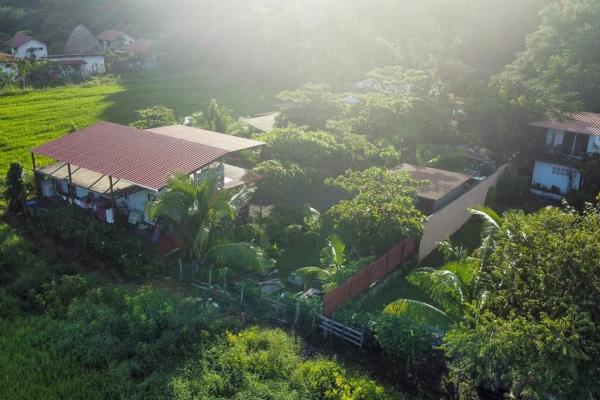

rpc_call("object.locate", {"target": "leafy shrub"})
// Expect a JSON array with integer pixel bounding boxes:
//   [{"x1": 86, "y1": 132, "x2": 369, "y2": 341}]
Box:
[
  {"x1": 170, "y1": 327, "x2": 396, "y2": 400},
  {"x1": 28, "y1": 275, "x2": 93, "y2": 317},
  {"x1": 58, "y1": 286, "x2": 221, "y2": 376},
  {"x1": 374, "y1": 315, "x2": 434, "y2": 370},
  {"x1": 325, "y1": 168, "x2": 425, "y2": 255},
  {"x1": 0, "y1": 288, "x2": 20, "y2": 319},
  {"x1": 294, "y1": 359, "x2": 392, "y2": 400},
  {"x1": 31, "y1": 206, "x2": 158, "y2": 277}
]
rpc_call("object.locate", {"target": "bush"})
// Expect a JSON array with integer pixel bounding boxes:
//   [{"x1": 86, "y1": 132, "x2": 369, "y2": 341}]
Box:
[
  {"x1": 294, "y1": 359, "x2": 392, "y2": 400},
  {"x1": 170, "y1": 327, "x2": 397, "y2": 400},
  {"x1": 28, "y1": 275, "x2": 93, "y2": 317},
  {"x1": 58, "y1": 286, "x2": 221, "y2": 376},
  {"x1": 31, "y1": 206, "x2": 158, "y2": 277},
  {"x1": 374, "y1": 314, "x2": 434, "y2": 371},
  {"x1": 0, "y1": 289, "x2": 20, "y2": 319}
]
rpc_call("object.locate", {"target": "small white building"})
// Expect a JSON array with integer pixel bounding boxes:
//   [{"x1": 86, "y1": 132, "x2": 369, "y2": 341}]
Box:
[
  {"x1": 97, "y1": 30, "x2": 135, "y2": 51},
  {"x1": 6, "y1": 33, "x2": 48, "y2": 59},
  {"x1": 529, "y1": 112, "x2": 600, "y2": 199},
  {"x1": 48, "y1": 25, "x2": 105, "y2": 78}
]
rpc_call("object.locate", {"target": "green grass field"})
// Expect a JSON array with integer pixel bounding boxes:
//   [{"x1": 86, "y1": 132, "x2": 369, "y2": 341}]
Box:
[
  {"x1": 0, "y1": 70, "x2": 276, "y2": 176},
  {"x1": 0, "y1": 318, "x2": 107, "y2": 399}
]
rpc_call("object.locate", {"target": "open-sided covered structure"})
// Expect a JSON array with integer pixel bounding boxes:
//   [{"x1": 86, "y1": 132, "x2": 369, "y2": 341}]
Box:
[{"x1": 32, "y1": 122, "x2": 264, "y2": 225}]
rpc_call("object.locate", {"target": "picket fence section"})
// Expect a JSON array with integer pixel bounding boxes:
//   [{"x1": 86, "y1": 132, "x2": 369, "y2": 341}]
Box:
[{"x1": 323, "y1": 237, "x2": 418, "y2": 316}]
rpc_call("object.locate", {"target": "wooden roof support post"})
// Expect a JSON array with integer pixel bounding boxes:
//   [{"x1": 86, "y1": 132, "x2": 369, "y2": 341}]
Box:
[
  {"x1": 67, "y1": 163, "x2": 74, "y2": 202},
  {"x1": 108, "y1": 175, "x2": 117, "y2": 233}
]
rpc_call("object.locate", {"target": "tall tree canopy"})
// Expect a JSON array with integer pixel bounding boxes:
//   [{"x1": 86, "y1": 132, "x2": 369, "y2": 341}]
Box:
[{"x1": 444, "y1": 206, "x2": 600, "y2": 399}]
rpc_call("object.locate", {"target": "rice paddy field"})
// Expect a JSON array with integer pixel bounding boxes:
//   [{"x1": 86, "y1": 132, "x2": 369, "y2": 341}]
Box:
[
  {"x1": 0, "y1": 70, "x2": 276, "y2": 176},
  {"x1": 0, "y1": 318, "x2": 107, "y2": 399}
]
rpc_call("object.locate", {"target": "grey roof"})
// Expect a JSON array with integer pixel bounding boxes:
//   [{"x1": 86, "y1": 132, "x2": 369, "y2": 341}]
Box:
[
  {"x1": 64, "y1": 25, "x2": 103, "y2": 55},
  {"x1": 391, "y1": 163, "x2": 473, "y2": 201},
  {"x1": 241, "y1": 112, "x2": 279, "y2": 133}
]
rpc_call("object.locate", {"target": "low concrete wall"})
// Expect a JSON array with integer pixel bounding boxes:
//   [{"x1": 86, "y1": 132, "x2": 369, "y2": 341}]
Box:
[{"x1": 418, "y1": 164, "x2": 509, "y2": 259}]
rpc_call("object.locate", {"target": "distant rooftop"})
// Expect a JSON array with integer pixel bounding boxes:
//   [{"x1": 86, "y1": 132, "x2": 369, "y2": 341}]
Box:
[
  {"x1": 241, "y1": 112, "x2": 279, "y2": 133},
  {"x1": 6, "y1": 33, "x2": 36, "y2": 48},
  {"x1": 530, "y1": 112, "x2": 600, "y2": 136},
  {"x1": 126, "y1": 38, "x2": 153, "y2": 54},
  {"x1": 97, "y1": 29, "x2": 127, "y2": 42},
  {"x1": 391, "y1": 163, "x2": 473, "y2": 201},
  {"x1": 0, "y1": 52, "x2": 17, "y2": 62},
  {"x1": 64, "y1": 25, "x2": 103, "y2": 55}
]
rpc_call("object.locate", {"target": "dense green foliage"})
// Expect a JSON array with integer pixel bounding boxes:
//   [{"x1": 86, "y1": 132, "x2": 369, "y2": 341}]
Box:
[
  {"x1": 253, "y1": 126, "x2": 398, "y2": 208},
  {"x1": 325, "y1": 168, "x2": 425, "y2": 255},
  {"x1": 130, "y1": 105, "x2": 177, "y2": 129},
  {"x1": 444, "y1": 206, "x2": 600, "y2": 399},
  {"x1": 148, "y1": 174, "x2": 269, "y2": 280},
  {"x1": 172, "y1": 327, "x2": 397, "y2": 400}
]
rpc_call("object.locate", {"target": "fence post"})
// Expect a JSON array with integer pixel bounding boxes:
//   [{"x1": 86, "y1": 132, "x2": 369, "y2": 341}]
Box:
[
  {"x1": 400, "y1": 240, "x2": 406, "y2": 264},
  {"x1": 385, "y1": 251, "x2": 390, "y2": 273},
  {"x1": 346, "y1": 279, "x2": 352, "y2": 301}
]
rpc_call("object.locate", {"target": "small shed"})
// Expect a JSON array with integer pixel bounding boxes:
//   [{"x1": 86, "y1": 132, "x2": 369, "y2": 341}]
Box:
[{"x1": 392, "y1": 163, "x2": 474, "y2": 215}]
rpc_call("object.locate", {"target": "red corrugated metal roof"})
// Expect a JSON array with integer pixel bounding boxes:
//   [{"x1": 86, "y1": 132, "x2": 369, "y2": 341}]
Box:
[
  {"x1": 97, "y1": 30, "x2": 126, "y2": 42},
  {"x1": 125, "y1": 38, "x2": 152, "y2": 54},
  {"x1": 7, "y1": 33, "x2": 35, "y2": 48},
  {"x1": 530, "y1": 112, "x2": 600, "y2": 136},
  {"x1": 32, "y1": 122, "x2": 229, "y2": 191},
  {"x1": 148, "y1": 125, "x2": 265, "y2": 152}
]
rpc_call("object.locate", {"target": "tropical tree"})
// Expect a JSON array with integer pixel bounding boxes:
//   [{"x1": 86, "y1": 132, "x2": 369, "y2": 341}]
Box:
[
  {"x1": 147, "y1": 172, "x2": 269, "y2": 285},
  {"x1": 3, "y1": 162, "x2": 26, "y2": 214},
  {"x1": 296, "y1": 234, "x2": 372, "y2": 291},
  {"x1": 190, "y1": 99, "x2": 235, "y2": 133},
  {"x1": 444, "y1": 205, "x2": 600, "y2": 399},
  {"x1": 130, "y1": 105, "x2": 177, "y2": 129},
  {"x1": 384, "y1": 259, "x2": 479, "y2": 329}
]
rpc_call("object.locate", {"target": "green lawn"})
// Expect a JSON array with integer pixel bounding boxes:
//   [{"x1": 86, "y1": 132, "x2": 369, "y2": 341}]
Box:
[
  {"x1": 0, "y1": 70, "x2": 276, "y2": 176},
  {"x1": 0, "y1": 318, "x2": 107, "y2": 400}
]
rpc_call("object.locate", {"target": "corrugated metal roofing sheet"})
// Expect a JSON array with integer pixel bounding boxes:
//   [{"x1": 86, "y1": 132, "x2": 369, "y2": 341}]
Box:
[
  {"x1": 530, "y1": 112, "x2": 600, "y2": 136},
  {"x1": 148, "y1": 125, "x2": 265, "y2": 152},
  {"x1": 32, "y1": 122, "x2": 229, "y2": 191}
]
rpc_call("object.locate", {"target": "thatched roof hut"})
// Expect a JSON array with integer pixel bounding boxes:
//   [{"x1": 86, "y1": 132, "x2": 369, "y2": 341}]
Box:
[{"x1": 64, "y1": 25, "x2": 103, "y2": 54}]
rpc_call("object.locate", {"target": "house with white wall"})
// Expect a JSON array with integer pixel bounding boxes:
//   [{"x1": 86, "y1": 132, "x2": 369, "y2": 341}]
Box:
[
  {"x1": 31, "y1": 122, "x2": 264, "y2": 226},
  {"x1": 529, "y1": 112, "x2": 600, "y2": 199},
  {"x1": 97, "y1": 30, "x2": 135, "y2": 51},
  {"x1": 48, "y1": 25, "x2": 105, "y2": 78},
  {"x1": 6, "y1": 33, "x2": 48, "y2": 59}
]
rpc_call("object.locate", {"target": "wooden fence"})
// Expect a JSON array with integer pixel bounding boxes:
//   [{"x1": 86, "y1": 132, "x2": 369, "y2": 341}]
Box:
[{"x1": 323, "y1": 237, "x2": 418, "y2": 316}]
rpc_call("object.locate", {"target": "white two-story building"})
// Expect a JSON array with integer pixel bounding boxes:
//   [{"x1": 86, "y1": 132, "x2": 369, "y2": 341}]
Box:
[{"x1": 529, "y1": 112, "x2": 600, "y2": 199}]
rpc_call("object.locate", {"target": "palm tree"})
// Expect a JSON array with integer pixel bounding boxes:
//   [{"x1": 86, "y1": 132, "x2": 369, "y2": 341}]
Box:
[
  {"x1": 384, "y1": 206, "x2": 505, "y2": 328},
  {"x1": 190, "y1": 99, "x2": 234, "y2": 133},
  {"x1": 148, "y1": 172, "x2": 269, "y2": 285},
  {"x1": 296, "y1": 234, "x2": 372, "y2": 291},
  {"x1": 384, "y1": 259, "x2": 478, "y2": 328}
]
